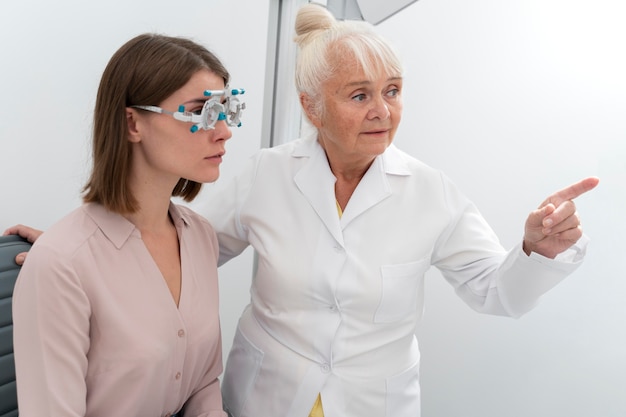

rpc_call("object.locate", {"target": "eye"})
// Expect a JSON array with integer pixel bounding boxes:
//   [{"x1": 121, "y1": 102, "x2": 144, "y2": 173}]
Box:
[
  {"x1": 352, "y1": 93, "x2": 367, "y2": 102},
  {"x1": 189, "y1": 107, "x2": 203, "y2": 116},
  {"x1": 386, "y1": 88, "x2": 400, "y2": 98}
]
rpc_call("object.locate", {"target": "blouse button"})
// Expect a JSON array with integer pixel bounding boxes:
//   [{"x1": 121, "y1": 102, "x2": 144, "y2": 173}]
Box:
[
  {"x1": 175, "y1": 372, "x2": 182, "y2": 380},
  {"x1": 178, "y1": 329, "x2": 185, "y2": 337}
]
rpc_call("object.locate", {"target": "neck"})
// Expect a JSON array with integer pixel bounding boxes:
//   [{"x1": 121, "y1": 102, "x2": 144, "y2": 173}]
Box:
[
  {"x1": 124, "y1": 175, "x2": 178, "y2": 233},
  {"x1": 321, "y1": 145, "x2": 374, "y2": 184},
  {"x1": 123, "y1": 200, "x2": 173, "y2": 234},
  {"x1": 326, "y1": 153, "x2": 374, "y2": 212}
]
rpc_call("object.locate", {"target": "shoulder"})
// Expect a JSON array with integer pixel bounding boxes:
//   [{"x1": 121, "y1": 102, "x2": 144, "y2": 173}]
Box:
[
  {"x1": 383, "y1": 145, "x2": 470, "y2": 206},
  {"x1": 257, "y1": 134, "x2": 318, "y2": 161},
  {"x1": 17, "y1": 206, "x2": 101, "y2": 288},
  {"x1": 35, "y1": 205, "x2": 99, "y2": 258},
  {"x1": 383, "y1": 144, "x2": 445, "y2": 179}
]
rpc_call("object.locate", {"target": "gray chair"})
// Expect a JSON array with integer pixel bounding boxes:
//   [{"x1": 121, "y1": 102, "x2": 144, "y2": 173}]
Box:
[{"x1": 0, "y1": 235, "x2": 31, "y2": 417}]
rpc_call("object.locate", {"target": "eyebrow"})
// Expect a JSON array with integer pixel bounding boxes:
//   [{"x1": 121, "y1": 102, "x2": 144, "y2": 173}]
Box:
[
  {"x1": 181, "y1": 98, "x2": 210, "y2": 106},
  {"x1": 180, "y1": 96, "x2": 227, "y2": 108},
  {"x1": 344, "y1": 76, "x2": 403, "y2": 88}
]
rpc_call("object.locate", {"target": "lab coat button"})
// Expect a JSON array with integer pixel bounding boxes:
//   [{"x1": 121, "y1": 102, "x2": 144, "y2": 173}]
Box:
[
  {"x1": 321, "y1": 363, "x2": 331, "y2": 373},
  {"x1": 175, "y1": 372, "x2": 182, "y2": 380}
]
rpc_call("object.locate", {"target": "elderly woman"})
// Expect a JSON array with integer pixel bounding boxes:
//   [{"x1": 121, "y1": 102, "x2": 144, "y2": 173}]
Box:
[
  {"x1": 7, "y1": 4, "x2": 598, "y2": 417},
  {"x1": 207, "y1": 4, "x2": 597, "y2": 417}
]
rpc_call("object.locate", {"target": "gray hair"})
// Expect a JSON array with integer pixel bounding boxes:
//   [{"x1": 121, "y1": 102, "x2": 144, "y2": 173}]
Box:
[{"x1": 293, "y1": 3, "x2": 404, "y2": 117}]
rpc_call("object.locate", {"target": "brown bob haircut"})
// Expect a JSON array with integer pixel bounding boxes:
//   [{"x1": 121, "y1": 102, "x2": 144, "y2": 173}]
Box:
[{"x1": 82, "y1": 33, "x2": 230, "y2": 214}]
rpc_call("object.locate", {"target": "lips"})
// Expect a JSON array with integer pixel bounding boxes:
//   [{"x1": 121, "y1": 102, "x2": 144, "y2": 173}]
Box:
[
  {"x1": 365, "y1": 124, "x2": 392, "y2": 132},
  {"x1": 206, "y1": 150, "x2": 225, "y2": 159},
  {"x1": 363, "y1": 128, "x2": 390, "y2": 134}
]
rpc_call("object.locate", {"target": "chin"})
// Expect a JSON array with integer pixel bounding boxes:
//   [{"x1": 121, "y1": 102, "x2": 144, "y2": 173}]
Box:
[
  {"x1": 191, "y1": 171, "x2": 220, "y2": 184},
  {"x1": 369, "y1": 142, "x2": 391, "y2": 155},
  {"x1": 204, "y1": 175, "x2": 220, "y2": 183}
]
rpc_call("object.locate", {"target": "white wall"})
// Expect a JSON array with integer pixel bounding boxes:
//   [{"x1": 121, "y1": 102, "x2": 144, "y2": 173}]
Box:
[
  {"x1": 0, "y1": 0, "x2": 267, "y2": 371},
  {"x1": 373, "y1": 1, "x2": 625, "y2": 416},
  {"x1": 1, "y1": 1, "x2": 625, "y2": 416}
]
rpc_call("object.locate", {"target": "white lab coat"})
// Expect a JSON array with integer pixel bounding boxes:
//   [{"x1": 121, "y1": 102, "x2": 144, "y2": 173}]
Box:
[{"x1": 203, "y1": 133, "x2": 586, "y2": 417}]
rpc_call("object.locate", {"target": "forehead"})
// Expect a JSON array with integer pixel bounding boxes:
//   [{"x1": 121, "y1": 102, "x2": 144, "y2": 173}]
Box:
[
  {"x1": 326, "y1": 54, "x2": 400, "y2": 92},
  {"x1": 328, "y1": 45, "x2": 400, "y2": 82},
  {"x1": 168, "y1": 70, "x2": 226, "y2": 102}
]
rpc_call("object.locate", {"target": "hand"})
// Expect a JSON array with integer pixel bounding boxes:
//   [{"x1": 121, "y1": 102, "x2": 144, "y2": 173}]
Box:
[
  {"x1": 3, "y1": 224, "x2": 44, "y2": 265},
  {"x1": 523, "y1": 177, "x2": 599, "y2": 259}
]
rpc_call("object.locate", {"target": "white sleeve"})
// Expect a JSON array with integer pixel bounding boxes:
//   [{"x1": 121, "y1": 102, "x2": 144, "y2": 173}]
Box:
[
  {"x1": 432, "y1": 174, "x2": 587, "y2": 318},
  {"x1": 198, "y1": 152, "x2": 261, "y2": 266}
]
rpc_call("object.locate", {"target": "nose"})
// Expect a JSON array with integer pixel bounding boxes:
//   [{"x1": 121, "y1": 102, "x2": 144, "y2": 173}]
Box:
[
  {"x1": 212, "y1": 118, "x2": 233, "y2": 142},
  {"x1": 368, "y1": 96, "x2": 390, "y2": 120}
]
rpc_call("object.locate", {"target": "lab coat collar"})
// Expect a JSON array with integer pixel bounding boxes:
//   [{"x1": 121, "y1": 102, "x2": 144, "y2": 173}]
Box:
[
  {"x1": 293, "y1": 136, "x2": 344, "y2": 246},
  {"x1": 291, "y1": 134, "x2": 413, "y2": 175},
  {"x1": 292, "y1": 135, "x2": 412, "y2": 245}
]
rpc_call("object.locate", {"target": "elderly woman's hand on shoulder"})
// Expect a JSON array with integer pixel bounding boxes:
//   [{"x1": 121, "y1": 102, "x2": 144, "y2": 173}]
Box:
[{"x1": 2, "y1": 224, "x2": 43, "y2": 265}]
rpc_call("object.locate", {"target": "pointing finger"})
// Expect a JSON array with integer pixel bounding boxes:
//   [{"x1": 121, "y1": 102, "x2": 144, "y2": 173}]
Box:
[{"x1": 542, "y1": 176, "x2": 599, "y2": 207}]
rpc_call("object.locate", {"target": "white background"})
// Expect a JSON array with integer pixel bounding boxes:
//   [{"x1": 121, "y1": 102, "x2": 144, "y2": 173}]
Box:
[{"x1": 1, "y1": 1, "x2": 624, "y2": 416}]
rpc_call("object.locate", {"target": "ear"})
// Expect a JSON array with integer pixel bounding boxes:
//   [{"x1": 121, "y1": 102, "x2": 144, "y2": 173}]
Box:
[
  {"x1": 299, "y1": 93, "x2": 322, "y2": 128},
  {"x1": 126, "y1": 108, "x2": 142, "y2": 143}
]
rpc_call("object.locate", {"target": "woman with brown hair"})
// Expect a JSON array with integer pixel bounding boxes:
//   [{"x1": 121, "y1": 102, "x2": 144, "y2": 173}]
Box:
[{"x1": 11, "y1": 33, "x2": 242, "y2": 417}]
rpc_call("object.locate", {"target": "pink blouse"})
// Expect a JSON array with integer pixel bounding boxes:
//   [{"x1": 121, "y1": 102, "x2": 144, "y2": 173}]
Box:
[{"x1": 13, "y1": 202, "x2": 226, "y2": 417}]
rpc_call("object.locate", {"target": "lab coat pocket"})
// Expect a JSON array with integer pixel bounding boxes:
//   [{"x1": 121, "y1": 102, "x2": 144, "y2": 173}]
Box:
[
  {"x1": 374, "y1": 258, "x2": 429, "y2": 323},
  {"x1": 222, "y1": 327, "x2": 264, "y2": 417}
]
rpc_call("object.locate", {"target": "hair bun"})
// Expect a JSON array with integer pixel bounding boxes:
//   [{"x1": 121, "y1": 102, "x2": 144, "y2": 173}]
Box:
[{"x1": 294, "y1": 3, "x2": 335, "y2": 47}]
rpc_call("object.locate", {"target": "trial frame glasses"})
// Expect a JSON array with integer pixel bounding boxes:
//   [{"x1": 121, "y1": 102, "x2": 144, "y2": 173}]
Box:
[{"x1": 132, "y1": 86, "x2": 245, "y2": 133}]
